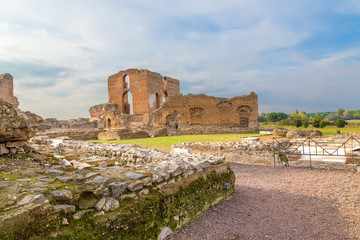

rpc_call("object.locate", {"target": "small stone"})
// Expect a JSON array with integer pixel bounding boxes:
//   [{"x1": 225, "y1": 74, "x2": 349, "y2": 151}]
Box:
[
  {"x1": 73, "y1": 209, "x2": 94, "y2": 220},
  {"x1": 98, "y1": 161, "x2": 108, "y2": 168},
  {"x1": 60, "y1": 159, "x2": 72, "y2": 167},
  {"x1": 52, "y1": 190, "x2": 73, "y2": 201},
  {"x1": 92, "y1": 176, "x2": 108, "y2": 184},
  {"x1": 158, "y1": 226, "x2": 173, "y2": 240},
  {"x1": 95, "y1": 197, "x2": 106, "y2": 211},
  {"x1": 103, "y1": 197, "x2": 119, "y2": 212},
  {"x1": 56, "y1": 176, "x2": 73, "y2": 182},
  {"x1": 95, "y1": 197, "x2": 119, "y2": 212},
  {"x1": 85, "y1": 172, "x2": 99, "y2": 179},
  {"x1": 127, "y1": 181, "x2": 144, "y2": 191},
  {"x1": 93, "y1": 210, "x2": 105, "y2": 218},
  {"x1": 109, "y1": 182, "x2": 128, "y2": 197},
  {"x1": 62, "y1": 217, "x2": 69, "y2": 225},
  {"x1": 139, "y1": 189, "x2": 149, "y2": 196},
  {"x1": 47, "y1": 169, "x2": 64, "y2": 177},
  {"x1": 94, "y1": 185, "x2": 110, "y2": 196},
  {"x1": 39, "y1": 178, "x2": 55, "y2": 184},
  {"x1": 125, "y1": 172, "x2": 146, "y2": 180},
  {"x1": 120, "y1": 193, "x2": 136, "y2": 200},
  {"x1": 54, "y1": 205, "x2": 76, "y2": 214}
]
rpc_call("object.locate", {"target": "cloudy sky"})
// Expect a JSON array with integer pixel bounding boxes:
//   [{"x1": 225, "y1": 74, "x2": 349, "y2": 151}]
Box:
[{"x1": 1, "y1": 0, "x2": 360, "y2": 119}]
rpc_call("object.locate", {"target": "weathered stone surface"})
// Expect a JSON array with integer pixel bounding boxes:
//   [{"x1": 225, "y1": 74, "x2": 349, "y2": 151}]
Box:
[
  {"x1": 272, "y1": 128, "x2": 288, "y2": 137},
  {"x1": 73, "y1": 209, "x2": 94, "y2": 220},
  {"x1": 124, "y1": 172, "x2": 146, "y2": 180},
  {"x1": 78, "y1": 192, "x2": 98, "y2": 209},
  {"x1": 95, "y1": 197, "x2": 119, "y2": 212},
  {"x1": 127, "y1": 180, "x2": 144, "y2": 191},
  {"x1": 54, "y1": 204, "x2": 76, "y2": 214},
  {"x1": 60, "y1": 159, "x2": 72, "y2": 167},
  {"x1": 47, "y1": 169, "x2": 64, "y2": 177},
  {"x1": 158, "y1": 226, "x2": 174, "y2": 240},
  {"x1": 109, "y1": 182, "x2": 128, "y2": 197},
  {"x1": 52, "y1": 190, "x2": 73, "y2": 201}
]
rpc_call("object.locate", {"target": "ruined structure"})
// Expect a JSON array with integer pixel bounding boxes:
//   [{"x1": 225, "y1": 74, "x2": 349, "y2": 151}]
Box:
[
  {"x1": 106, "y1": 69, "x2": 180, "y2": 126},
  {"x1": 89, "y1": 68, "x2": 258, "y2": 139},
  {"x1": 0, "y1": 73, "x2": 14, "y2": 104},
  {"x1": 153, "y1": 92, "x2": 258, "y2": 134},
  {"x1": 0, "y1": 73, "x2": 18, "y2": 107}
]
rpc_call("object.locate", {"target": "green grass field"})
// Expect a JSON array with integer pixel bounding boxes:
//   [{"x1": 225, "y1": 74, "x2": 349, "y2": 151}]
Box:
[
  {"x1": 260, "y1": 123, "x2": 360, "y2": 136},
  {"x1": 91, "y1": 133, "x2": 260, "y2": 152}
]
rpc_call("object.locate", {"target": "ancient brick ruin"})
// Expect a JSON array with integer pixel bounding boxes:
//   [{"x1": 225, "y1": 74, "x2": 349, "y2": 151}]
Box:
[
  {"x1": 89, "y1": 68, "x2": 259, "y2": 139},
  {"x1": 106, "y1": 69, "x2": 180, "y2": 126},
  {"x1": 153, "y1": 92, "x2": 259, "y2": 134}
]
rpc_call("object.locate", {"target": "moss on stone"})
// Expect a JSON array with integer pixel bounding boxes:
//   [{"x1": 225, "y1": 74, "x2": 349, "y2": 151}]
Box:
[{"x1": 1, "y1": 165, "x2": 235, "y2": 240}]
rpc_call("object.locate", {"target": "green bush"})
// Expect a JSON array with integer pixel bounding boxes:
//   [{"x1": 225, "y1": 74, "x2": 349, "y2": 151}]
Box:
[
  {"x1": 294, "y1": 119, "x2": 303, "y2": 127},
  {"x1": 313, "y1": 116, "x2": 321, "y2": 128},
  {"x1": 335, "y1": 119, "x2": 346, "y2": 128},
  {"x1": 319, "y1": 120, "x2": 327, "y2": 128},
  {"x1": 303, "y1": 120, "x2": 309, "y2": 128}
]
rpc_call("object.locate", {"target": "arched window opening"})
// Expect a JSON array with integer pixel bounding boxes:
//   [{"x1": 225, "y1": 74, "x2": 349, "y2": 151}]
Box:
[
  {"x1": 240, "y1": 117, "x2": 249, "y2": 128},
  {"x1": 163, "y1": 91, "x2": 168, "y2": 99},
  {"x1": 155, "y1": 93, "x2": 160, "y2": 109},
  {"x1": 123, "y1": 75, "x2": 130, "y2": 89},
  {"x1": 106, "y1": 119, "x2": 111, "y2": 129},
  {"x1": 122, "y1": 91, "x2": 133, "y2": 114}
]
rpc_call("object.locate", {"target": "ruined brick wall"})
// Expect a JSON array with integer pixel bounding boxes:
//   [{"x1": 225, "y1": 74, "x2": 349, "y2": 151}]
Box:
[
  {"x1": 153, "y1": 92, "x2": 258, "y2": 133},
  {"x1": 0, "y1": 73, "x2": 14, "y2": 105},
  {"x1": 107, "y1": 69, "x2": 180, "y2": 124}
]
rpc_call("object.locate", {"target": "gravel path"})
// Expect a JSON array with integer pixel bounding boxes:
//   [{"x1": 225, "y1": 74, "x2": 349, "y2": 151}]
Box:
[{"x1": 170, "y1": 164, "x2": 360, "y2": 240}]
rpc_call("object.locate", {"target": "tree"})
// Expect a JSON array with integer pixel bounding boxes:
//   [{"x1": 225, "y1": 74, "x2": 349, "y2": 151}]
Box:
[
  {"x1": 319, "y1": 120, "x2": 327, "y2": 128},
  {"x1": 335, "y1": 119, "x2": 346, "y2": 128},
  {"x1": 303, "y1": 120, "x2": 309, "y2": 128},
  {"x1": 277, "y1": 112, "x2": 288, "y2": 121},
  {"x1": 280, "y1": 119, "x2": 291, "y2": 125},
  {"x1": 266, "y1": 112, "x2": 278, "y2": 122},
  {"x1": 294, "y1": 119, "x2": 303, "y2": 127},
  {"x1": 313, "y1": 116, "x2": 321, "y2": 128},
  {"x1": 258, "y1": 114, "x2": 267, "y2": 122}
]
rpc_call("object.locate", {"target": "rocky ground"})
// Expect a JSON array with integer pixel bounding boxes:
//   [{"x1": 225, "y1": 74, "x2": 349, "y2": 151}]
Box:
[{"x1": 171, "y1": 163, "x2": 360, "y2": 240}]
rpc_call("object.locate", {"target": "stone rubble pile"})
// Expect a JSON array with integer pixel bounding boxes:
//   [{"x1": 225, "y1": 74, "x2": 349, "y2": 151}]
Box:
[
  {"x1": 1, "y1": 139, "x2": 226, "y2": 225},
  {"x1": 0, "y1": 98, "x2": 43, "y2": 154}
]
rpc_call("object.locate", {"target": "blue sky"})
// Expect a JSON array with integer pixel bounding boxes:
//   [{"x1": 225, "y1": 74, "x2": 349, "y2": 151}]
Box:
[{"x1": 1, "y1": 0, "x2": 360, "y2": 119}]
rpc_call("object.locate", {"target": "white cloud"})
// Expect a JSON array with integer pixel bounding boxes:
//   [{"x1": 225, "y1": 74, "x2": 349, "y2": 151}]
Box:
[{"x1": 0, "y1": 0, "x2": 359, "y2": 118}]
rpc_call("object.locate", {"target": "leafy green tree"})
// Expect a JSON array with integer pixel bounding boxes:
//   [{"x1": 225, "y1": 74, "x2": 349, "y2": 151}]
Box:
[
  {"x1": 335, "y1": 119, "x2": 346, "y2": 128},
  {"x1": 337, "y1": 108, "x2": 345, "y2": 117},
  {"x1": 266, "y1": 112, "x2": 278, "y2": 122},
  {"x1": 294, "y1": 119, "x2": 303, "y2": 127},
  {"x1": 319, "y1": 120, "x2": 327, "y2": 128},
  {"x1": 303, "y1": 120, "x2": 309, "y2": 128},
  {"x1": 277, "y1": 112, "x2": 288, "y2": 121},
  {"x1": 313, "y1": 116, "x2": 321, "y2": 128}
]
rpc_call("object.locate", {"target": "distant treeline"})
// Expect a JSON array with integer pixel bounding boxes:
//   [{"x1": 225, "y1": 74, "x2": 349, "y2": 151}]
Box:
[{"x1": 259, "y1": 109, "x2": 360, "y2": 128}]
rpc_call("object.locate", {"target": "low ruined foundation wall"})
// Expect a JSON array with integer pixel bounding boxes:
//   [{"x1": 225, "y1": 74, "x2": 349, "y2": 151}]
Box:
[
  {"x1": 1, "y1": 140, "x2": 234, "y2": 239},
  {"x1": 176, "y1": 124, "x2": 258, "y2": 135},
  {"x1": 173, "y1": 141, "x2": 279, "y2": 166}
]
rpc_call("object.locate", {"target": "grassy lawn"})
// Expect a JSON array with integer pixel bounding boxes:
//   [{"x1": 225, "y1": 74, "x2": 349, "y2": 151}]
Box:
[
  {"x1": 260, "y1": 123, "x2": 360, "y2": 136},
  {"x1": 91, "y1": 133, "x2": 261, "y2": 152}
]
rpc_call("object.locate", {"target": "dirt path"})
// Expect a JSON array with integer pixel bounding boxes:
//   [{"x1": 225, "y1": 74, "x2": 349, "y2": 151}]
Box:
[{"x1": 170, "y1": 164, "x2": 360, "y2": 240}]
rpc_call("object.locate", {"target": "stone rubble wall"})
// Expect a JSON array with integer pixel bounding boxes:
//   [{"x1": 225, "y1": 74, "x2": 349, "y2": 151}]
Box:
[
  {"x1": 0, "y1": 139, "x2": 234, "y2": 239},
  {"x1": 0, "y1": 98, "x2": 42, "y2": 154},
  {"x1": 173, "y1": 141, "x2": 280, "y2": 166}
]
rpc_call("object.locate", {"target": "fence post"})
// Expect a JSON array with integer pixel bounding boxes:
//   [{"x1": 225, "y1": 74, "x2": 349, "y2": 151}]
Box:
[
  {"x1": 273, "y1": 137, "x2": 276, "y2": 167},
  {"x1": 309, "y1": 138, "x2": 312, "y2": 167}
]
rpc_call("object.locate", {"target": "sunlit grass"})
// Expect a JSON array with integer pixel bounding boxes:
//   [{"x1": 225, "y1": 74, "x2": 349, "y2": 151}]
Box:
[{"x1": 91, "y1": 133, "x2": 261, "y2": 152}]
